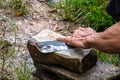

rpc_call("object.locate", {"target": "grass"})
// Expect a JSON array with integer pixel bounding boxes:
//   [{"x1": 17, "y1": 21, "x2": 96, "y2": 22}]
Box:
[
  {"x1": 0, "y1": 15, "x2": 13, "y2": 79},
  {"x1": 0, "y1": 40, "x2": 12, "y2": 80},
  {"x1": 0, "y1": 15, "x2": 32, "y2": 80},
  {"x1": 53, "y1": 0, "x2": 114, "y2": 31},
  {"x1": 96, "y1": 50, "x2": 120, "y2": 66},
  {"x1": 15, "y1": 61, "x2": 31, "y2": 80},
  {"x1": 0, "y1": 15, "x2": 17, "y2": 44},
  {"x1": 51, "y1": 0, "x2": 120, "y2": 66},
  {"x1": 53, "y1": 0, "x2": 84, "y2": 22},
  {"x1": 0, "y1": 0, "x2": 5, "y2": 8},
  {"x1": 0, "y1": 0, "x2": 28, "y2": 16},
  {"x1": 0, "y1": 0, "x2": 10, "y2": 9},
  {"x1": 10, "y1": 0, "x2": 28, "y2": 16},
  {"x1": 79, "y1": 0, "x2": 115, "y2": 31}
]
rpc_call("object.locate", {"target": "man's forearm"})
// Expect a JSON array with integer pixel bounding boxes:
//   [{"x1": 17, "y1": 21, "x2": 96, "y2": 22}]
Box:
[{"x1": 86, "y1": 22, "x2": 120, "y2": 54}]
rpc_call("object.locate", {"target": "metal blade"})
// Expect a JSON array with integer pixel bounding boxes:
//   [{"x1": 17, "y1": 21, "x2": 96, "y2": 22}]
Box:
[{"x1": 36, "y1": 40, "x2": 75, "y2": 53}]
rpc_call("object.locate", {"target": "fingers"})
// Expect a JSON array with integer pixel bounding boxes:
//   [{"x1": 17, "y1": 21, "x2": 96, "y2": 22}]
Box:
[
  {"x1": 73, "y1": 27, "x2": 96, "y2": 37},
  {"x1": 56, "y1": 36, "x2": 67, "y2": 42},
  {"x1": 78, "y1": 27, "x2": 85, "y2": 31},
  {"x1": 56, "y1": 36, "x2": 73, "y2": 46},
  {"x1": 73, "y1": 30, "x2": 82, "y2": 37},
  {"x1": 73, "y1": 30, "x2": 89, "y2": 37},
  {"x1": 57, "y1": 36, "x2": 80, "y2": 46},
  {"x1": 57, "y1": 36, "x2": 85, "y2": 48},
  {"x1": 56, "y1": 27, "x2": 95, "y2": 48}
]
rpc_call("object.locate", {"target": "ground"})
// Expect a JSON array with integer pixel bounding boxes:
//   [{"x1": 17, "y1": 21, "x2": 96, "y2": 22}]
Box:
[{"x1": 0, "y1": 0, "x2": 80, "y2": 79}]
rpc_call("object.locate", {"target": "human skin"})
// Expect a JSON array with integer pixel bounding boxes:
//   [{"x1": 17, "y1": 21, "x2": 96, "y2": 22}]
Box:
[{"x1": 57, "y1": 22, "x2": 120, "y2": 54}]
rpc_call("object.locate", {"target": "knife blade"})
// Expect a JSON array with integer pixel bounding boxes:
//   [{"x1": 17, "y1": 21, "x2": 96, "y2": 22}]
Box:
[{"x1": 36, "y1": 40, "x2": 75, "y2": 53}]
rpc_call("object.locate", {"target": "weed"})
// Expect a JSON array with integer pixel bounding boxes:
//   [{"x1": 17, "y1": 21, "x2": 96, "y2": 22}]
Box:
[
  {"x1": 52, "y1": 0, "x2": 119, "y2": 66},
  {"x1": 80, "y1": 0, "x2": 115, "y2": 31},
  {"x1": 53, "y1": 0, "x2": 114, "y2": 31},
  {"x1": 0, "y1": 15, "x2": 17, "y2": 44},
  {"x1": 0, "y1": 0, "x2": 6, "y2": 8},
  {"x1": 54, "y1": 0, "x2": 84, "y2": 22},
  {"x1": 15, "y1": 61, "x2": 31, "y2": 80},
  {"x1": 10, "y1": 0, "x2": 28, "y2": 16},
  {"x1": 0, "y1": 40, "x2": 12, "y2": 80},
  {"x1": 96, "y1": 50, "x2": 120, "y2": 66},
  {"x1": 0, "y1": 15, "x2": 32, "y2": 80},
  {"x1": 0, "y1": 15, "x2": 17, "y2": 79}
]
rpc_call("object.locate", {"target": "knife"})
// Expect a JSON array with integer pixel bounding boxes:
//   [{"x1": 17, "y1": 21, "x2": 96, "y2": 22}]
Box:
[{"x1": 36, "y1": 40, "x2": 75, "y2": 53}]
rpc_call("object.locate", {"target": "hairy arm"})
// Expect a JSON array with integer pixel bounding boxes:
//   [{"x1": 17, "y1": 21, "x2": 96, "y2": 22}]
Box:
[
  {"x1": 57, "y1": 22, "x2": 120, "y2": 54},
  {"x1": 86, "y1": 22, "x2": 120, "y2": 54}
]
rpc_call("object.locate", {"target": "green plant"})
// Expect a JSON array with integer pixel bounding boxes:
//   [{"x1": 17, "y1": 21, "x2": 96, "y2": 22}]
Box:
[
  {"x1": 15, "y1": 61, "x2": 31, "y2": 80},
  {"x1": 0, "y1": 15, "x2": 17, "y2": 44},
  {"x1": 96, "y1": 50, "x2": 120, "y2": 66},
  {"x1": 52, "y1": 0, "x2": 120, "y2": 66},
  {"x1": 0, "y1": 15, "x2": 32, "y2": 80},
  {"x1": 0, "y1": 0, "x2": 6, "y2": 8},
  {"x1": 53, "y1": 0, "x2": 114, "y2": 31},
  {"x1": 0, "y1": 40, "x2": 12, "y2": 80},
  {"x1": 80, "y1": 0, "x2": 115, "y2": 31},
  {"x1": 0, "y1": 15, "x2": 17, "y2": 79},
  {"x1": 54, "y1": 0, "x2": 84, "y2": 22},
  {"x1": 10, "y1": 0, "x2": 28, "y2": 16}
]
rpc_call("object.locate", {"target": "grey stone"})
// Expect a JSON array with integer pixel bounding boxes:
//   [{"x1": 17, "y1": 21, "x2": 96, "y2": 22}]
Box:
[{"x1": 34, "y1": 61, "x2": 120, "y2": 80}]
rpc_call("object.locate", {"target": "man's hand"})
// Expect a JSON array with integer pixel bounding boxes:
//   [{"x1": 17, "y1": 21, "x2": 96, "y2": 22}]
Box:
[
  {"x1": 57, "y1": 27, "x2": 96, "y2": 48},
  {"x1": 72, "y1": 27, "x2": 96, "y2": 37},
  {"x1": 57, "y1": 22, "x2": 120, "y2": 54}
]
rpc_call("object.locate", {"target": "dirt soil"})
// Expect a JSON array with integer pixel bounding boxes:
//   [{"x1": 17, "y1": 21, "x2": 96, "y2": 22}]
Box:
[{"x1": 0, "y1": 0, "x2": 80, "y2": 79}]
